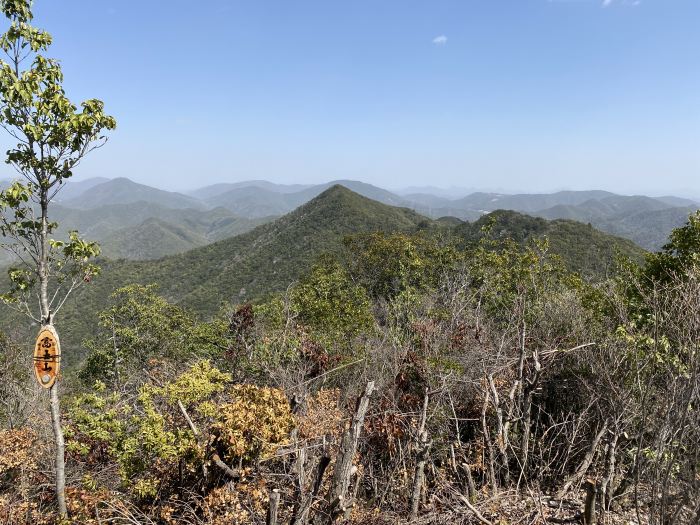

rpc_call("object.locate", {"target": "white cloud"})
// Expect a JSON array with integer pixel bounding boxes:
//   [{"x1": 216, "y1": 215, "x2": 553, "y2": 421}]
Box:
[
  {"x1": 432, "y1": 35, "x2": 448, "y2": 46},
  {"x1": 602, "y1": 0, "x2": 641, "y2": 6}
]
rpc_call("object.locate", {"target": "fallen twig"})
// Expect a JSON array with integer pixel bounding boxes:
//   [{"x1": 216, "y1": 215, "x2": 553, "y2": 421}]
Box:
[{"x1": 457, "y1": 495, "x2": 494, "y2": 525}]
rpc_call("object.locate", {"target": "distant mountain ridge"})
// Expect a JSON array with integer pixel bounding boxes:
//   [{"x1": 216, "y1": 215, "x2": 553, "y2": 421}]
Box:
[
  {"x1": 187, "y1": 181, "x2": 697, "y2": 251},
  {"x1": 187, "y1": 180, "x2": 313, "y2": 200},
  {"x1": 533, "y1": 195, "x2": 697, "y2": 250},
  {"x1": 62, "y1": 177, "x2": 204, "y2": 210},
  {"x1": 199, "y1": 179, "x2": 409, "y2": 218},
  {"x1": 1, "y1": 175, "x2": 697, "y2": 258},
  {"x1": 0, "y1": 178, "x2": 274, "y2": 262}
]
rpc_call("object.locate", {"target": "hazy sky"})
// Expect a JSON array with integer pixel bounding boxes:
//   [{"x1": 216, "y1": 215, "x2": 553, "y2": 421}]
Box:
[{"x1": 1, "y1": 0, "x2": 698, "y2": 195}]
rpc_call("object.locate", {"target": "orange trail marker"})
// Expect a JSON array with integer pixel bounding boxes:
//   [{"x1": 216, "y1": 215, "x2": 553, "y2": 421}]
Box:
[{"x1": 33, "y1": 325, "x2": 60, "y2": 389}]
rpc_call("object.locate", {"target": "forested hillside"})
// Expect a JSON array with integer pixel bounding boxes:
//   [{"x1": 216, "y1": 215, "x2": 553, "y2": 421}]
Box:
[
  {"x1": 12, "y1": 185, "x2": 643, "y2": 365},
  {"x1": 47, "y1": 186, "x2": 435, "y2": 357},
  {"x1": 453, "y1": 210, "x2": 645, "y2": 278},
  {"x1": 0, "y1": 183, "x2": 274, "y2": 262},
  {"x1": 52, "y1": 203, "x2": 268, "y2": 260}
]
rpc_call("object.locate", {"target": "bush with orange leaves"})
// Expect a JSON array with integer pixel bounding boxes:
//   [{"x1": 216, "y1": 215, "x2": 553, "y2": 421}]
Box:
[
  {"x1": 0, "y1": 428, "x2": 58, "y2": 525},
  {"x1": 0, "y1": 498, "x2": 54, "y2": 525},
  {"x1": 198, "y1": 481, "x2": 268, "y2": 525},
  {"x1": 295, "y1": 388, "x2": 343, "y2": 440},
  {"x1": 0, "y1": 427, "x2": 37, "y2": 480}
]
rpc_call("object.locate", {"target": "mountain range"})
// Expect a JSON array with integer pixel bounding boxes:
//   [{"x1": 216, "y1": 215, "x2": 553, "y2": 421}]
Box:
[{"x1": 0, "y1": 176, "x2": 697, "y2": 263}]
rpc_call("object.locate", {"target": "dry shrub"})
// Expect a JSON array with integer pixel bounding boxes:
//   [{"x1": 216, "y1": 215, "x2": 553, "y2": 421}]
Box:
[
  {"x1": 65, "y1": 486, "x2": 124, "y2": 525},
  {"x1": 197, "y1": 481, "x2": 268, "y2": 525},
  {"x1": 0, "y1": 427, "x2": 52, "y2": 525},
  {"x1": 365, "y1": 398, "x2": 407, "y2": 459},
  {"x1": 0, "y1": 427, "x2": 37, "y2": 478},
  {"x1": 0, "y1": 497, "x2": 54, "y2": 525},
  {"x1": 295, "y1": 388, "x2": 343, "y2": 440}
]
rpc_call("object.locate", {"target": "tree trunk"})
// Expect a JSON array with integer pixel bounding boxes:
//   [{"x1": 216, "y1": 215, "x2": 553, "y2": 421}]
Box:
[
  {"x1": 410, "y1": 390, "x2": 431, "y2": 520},
  {"x1": 315, "y1": 381, "x2": 374, "y2": 524},
  {"x1": 519, "y1": 393, "x2": 532, "y2": 482},
  {"x1": 50, "y1": 383, "x2": 66, "y2": 517},
  {"x1": 481, "y1": 391, "x2": 499, "y2": 493},
  {"x1": 519, "y1": 349, "x2": 541, "y2": 486},
  {"x1": 600, "y1": 431, "x2": 619, "y2": 513},
  {"x1": 295, "y1": 454, "x2": 330, "y2": 525},
  {"x1": 410, "y1": 430, "x2": 430, "y2": 519},
  {"x1": 39, "y1": 196, "x2": 50, "y2": 324},
  {"x1": 584, "y1": 479, "x2": 598, "y2": 525},
  {"x1": 461, "y1": 463, "x2": 478, "y2": 502},
  {"x1": 267, "y1": 490, "x2": 280, "y2": 525},
  {"x1": 39, "y1": 191, "x2": 67, "y2": 518},
  {"x1": 487, "y1": 374, "x2": 510, "y2": 486}
]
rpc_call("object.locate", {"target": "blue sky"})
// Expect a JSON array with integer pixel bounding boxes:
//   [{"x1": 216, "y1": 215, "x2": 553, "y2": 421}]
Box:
[{"x1": 2, "y1": 0, "x2": 699, "y2": 195}]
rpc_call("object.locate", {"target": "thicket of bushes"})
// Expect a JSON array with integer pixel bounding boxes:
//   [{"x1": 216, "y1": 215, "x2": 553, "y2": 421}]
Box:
[{"x1": 1, "y1": 213, "x2": 699, "y2": 524}]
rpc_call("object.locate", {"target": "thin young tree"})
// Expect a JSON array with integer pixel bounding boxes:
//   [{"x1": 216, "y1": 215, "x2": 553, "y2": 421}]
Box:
[{"x1": 0, "y1": 0, "x2": 115, "y2": 517}]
